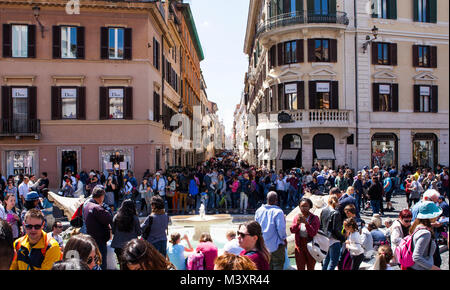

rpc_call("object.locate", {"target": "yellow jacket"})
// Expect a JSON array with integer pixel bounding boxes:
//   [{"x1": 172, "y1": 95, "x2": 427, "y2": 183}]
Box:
[{"x1": 10, "y1": 231, "x2": 61, "y2": 270}]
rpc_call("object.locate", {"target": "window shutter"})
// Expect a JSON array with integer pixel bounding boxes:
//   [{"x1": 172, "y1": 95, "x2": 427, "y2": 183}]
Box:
[
  {"x1": 371, "y1": 0, "x2": 379, "y2": 18},
  {"x1": 283, "y1": 0, "x2": 290, "y2": 14},
  {"x1": 51, "y1": 87, "x2": 61, "y2": 120},
  {"x1": 278, "y1": 84, "x2": 284, "y2": 110},
  {"x1": 389, "y1": 43, "x2": 397, "y2": 66},
  {"x1": 431, "y1": 85, "x2": 438, "y2": 113},
  {"x1": 389, "y1": 0, "x2": 397, "y2": 19},
  {"x1": 271, "y1": 86, "x2": 276, "y2": 111},
  {"x1": 413, "y1": 85, "x2": 420, "y2": 112},
  {"x1": 2, "y1": 24, "x2": 12, "y2": 57},
  {"x1": 76, "y1": 87, "x2": 86, "y2": 120},
  {"x1": 1, "y1": 86, "x2": 12, "y2": 119},
  {"x1": 329, "y1": 0, "x2": 336, "y2": 14},
  {"x1": 430, "y1": 46, "x2": 437, "y2": 68},
  {"x1": 329, "y1": 39, "x2": 337, "y2": 62},
  {"x1": 391, "y1": 83, "x2": 398, "y2": 112},
  {"x1": 412, "y1": 45, "x2": 419, "y2": 67},
  {"x1": 429, "y1": 0, "x2": 437, "y2": 23},
  {"x1": 124, "y1": 87, "x2": 133, "y2": 119},
  {"x1": 28, "y1": 86, "x2": 37, "y2": 120},
  {"x1": 331, "y1": 81, "x2": 339, "y2": 109},
  {"x1": 124, "y1": 28, "x2": 132, "y2": 60},
  {"x1": 296, "y1": 39, "x2": 304, "y2": 63},
  {"x1": 413, "y1": 0, "x2": 419, "y2": 22},
  {"x1": 307, "y1": 39, "x2": 315, "y2": 62},
  {"x1": 77, "y1": 26, "x2": 85, "y2": 59},
  {"x1": 99, "y1": 87, "x2": 108, "y2": 120},
  {"x1": 269, "y1": 46, "x2": 275, "y2": 67},
  {"x1": 371, "y1": 42, "x2": 379, "y2": 64},
  {"x1": 309, "y1": 81, "x2": 316, "y2": 109},
  {"x1": 307, "y1": 0, "x2": 314, "y2": 11},
  {"x1": 277, "y1": 43, "x2": 283, "y2": 66},
  {"x1": 297, "y1": 81, "x2": 305, "y2": 109},
  {"x1": 27, "y1": 25, "x2": 36, "y2": 58},
  {"x1": 100, "y1": 27, "x2": 108, "y2": 59},
  {"x1": 52, "y1": 26, "x2": 61, "y2": 59},
  {"x1": 372, "y1": 83, "x2": 380, "y2": 112}
]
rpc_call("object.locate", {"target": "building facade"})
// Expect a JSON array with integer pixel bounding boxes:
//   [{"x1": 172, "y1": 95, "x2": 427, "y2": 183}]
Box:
[
  {"x1": 0, "y1": 0, "x2": 208, "y2": 188},
  {"x1": 242, "y1": 0, "x2": 448, "y2": 171}
]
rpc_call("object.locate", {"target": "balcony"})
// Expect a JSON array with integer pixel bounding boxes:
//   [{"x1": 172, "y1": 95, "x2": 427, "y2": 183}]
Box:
[
  {"x1": 257, "y1": 109, "x2": 353, "y2": 129},
  {"x1": 256, "y1": 11, "x2": 349, "y2": 40},
  {"x1": 0, "y1": 119, "x2": 41, "y2": 138}
]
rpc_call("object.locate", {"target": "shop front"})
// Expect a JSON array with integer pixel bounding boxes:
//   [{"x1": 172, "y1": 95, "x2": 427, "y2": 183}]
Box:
[
  {"x1": 371, "y1": 133, "x2": 398, "y2": 169},
  {"x1": 413, "y1": 133, "x2": 438, "y2": 169}
]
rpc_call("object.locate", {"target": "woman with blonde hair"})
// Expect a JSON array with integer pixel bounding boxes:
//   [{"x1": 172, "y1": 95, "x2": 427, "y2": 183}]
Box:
[{"x1": 214, "y1": 253, "x2": 257, "y2": 270}]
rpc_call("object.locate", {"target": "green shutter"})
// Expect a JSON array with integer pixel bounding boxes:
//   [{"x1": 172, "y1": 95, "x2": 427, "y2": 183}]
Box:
[
  {"x1": 329, "y1": 0, "x2": 336, "y2": 14},
  {"x1": 277, "y1": 0, "x2": 283, "y2": 15},
  {"x1": 307, "y1": 0, "x2": 314, "y2": 12},
  {"x1": 296, "y1": 0, "x2": 303, "y2": 12},
  {"x1": 389, "y1": 0, "x2": 397, "y2": 19},
  {"x1": 429, "y1": 0, "x2": 437, "y2": 23},
  {"x1": 413, "y1": 0, "x2": 419, "y2": 22}
]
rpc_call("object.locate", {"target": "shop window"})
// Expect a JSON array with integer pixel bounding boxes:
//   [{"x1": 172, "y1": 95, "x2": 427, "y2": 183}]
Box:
[
  {"x1": 371, "y1": 133, "x2": 397, "y2": 169},
  {"x1": 413, "y1": 133, "x2": 437, "y2": 169}
]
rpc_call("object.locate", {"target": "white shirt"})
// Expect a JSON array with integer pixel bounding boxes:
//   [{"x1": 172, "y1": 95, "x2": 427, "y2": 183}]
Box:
[
  {"x1": 276, "y1": 179, "x2": 286, "y2": 191},
  {"x1": 18, "y1": 182, "x2": 29, "y2": 198},
  {"x1": 346, "y1": 231, "x2": 365, "y2": 256},
  {"x1": 223, "y1": 238, "x2": 244, "y2": 255},
  {"x1": 48, "y1": 232, "x2": 64, "y2": 248}
]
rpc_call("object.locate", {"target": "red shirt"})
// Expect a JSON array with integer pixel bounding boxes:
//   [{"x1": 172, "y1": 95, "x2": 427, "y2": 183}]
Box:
[
  {"x1": 289, "y1": 213, "x2": 320, "y2": 248},
  {"x1": 240, "y1": 249, "x2": 270, "y2": 270},
  {"x1": 196, "y1": 241, "x2": 218, "y2": 270}
]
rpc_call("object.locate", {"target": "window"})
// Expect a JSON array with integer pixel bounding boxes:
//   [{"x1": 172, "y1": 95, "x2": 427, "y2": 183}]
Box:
[
  {"x1": 153, "y1": 37, "x2": 160, "y2": 69},
  {"x1": 418, "y1": 46, "x2": 430, "y2": 67},
  {"x1": 377, "y1": 43, "x2": 389, "y2": 65},
  {"x1": 371, "y1": 133, "x2": 397, "y2": 168},
  {"x1": 109, "y1": 28, "x2": 124, "y2": 60},
  {"x1": 372, "y1": 83, "x2": 399, "y2": 112},
  {"x1": 314, "y1": 39, "x2": 329, "y2": 62},
  {"x1": 414, "y1": 0, "x2": 437, "y2": 23},
  {"x1": 61, "y1": 88, "x2": 77, "y2": 119},
  {"x1": 372, "y1": 0, "x2": 397, "y2": 19},
  {"x1": 414, "y1": 85, "x2": 437, "y2": 113},
  {"x1": 61, "y1": 26, "x2": 77, "y2": 59},
  {"x1": 284, "y1": 41, "x2": 297, "y2": 64},
  {"x1": 315, "y1": 82, "x2": 330, "y2": 109},
  {"x1": 418, "y1": 0, "x2": 428, "y2": 22},
  {"x1": 12, "y1": 25, "x2": 28, "y2": 57},
  {"x1": 108, "y1": 88, "x2": 124, "y2": 119},
  {"x1": 378, "y1": 85, "x2": 391, "y2": 112},
  {"x1": 284, "y1": 83, "x2": 298, "y2": 110},
  {"x1": 314, "y1": 0, "x2": 329, "y2": 15},
  {"x1": 372, "y1": 42, "x2": 397, "y2": 66},
  {"x1": 309, "y1": 81, "x2": 338, "y2": 110},
  {"x1": 413, "y1": 45, "x2": 437, "y2": 68}
]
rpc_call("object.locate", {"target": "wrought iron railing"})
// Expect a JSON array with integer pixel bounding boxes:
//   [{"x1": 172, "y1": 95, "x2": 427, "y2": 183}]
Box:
[
  {"x1": 0, "y1": 119, "x2": 41, "y2": 136},
  {"x1": 256, "y1": 11, "x2": 349, "y2": 38}
]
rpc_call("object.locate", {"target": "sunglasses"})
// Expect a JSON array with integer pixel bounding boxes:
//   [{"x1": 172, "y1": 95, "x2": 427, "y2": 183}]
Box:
[
  {"x1": 237, "y1": 231, "x2": 251, "y2": 238},
  {"x1": 87, "y1": 255, "x2": 99, "y2": 264},
  {"x1": 403, "y1": 219, "x2": 412, "y2": 223},
  {"x1": 25, "y1": 223, "x2": 43, "y2": 230}
]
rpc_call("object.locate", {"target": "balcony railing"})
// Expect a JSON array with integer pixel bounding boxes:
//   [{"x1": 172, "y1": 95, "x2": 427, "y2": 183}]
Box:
[
  {"x1": 0, "y1": 119, "x2": 41, "y2": 136},
  {"x1": 257, "y1": 109, "x2": 352, "y2": 127},
  {"x1": 256, "y1": 10, "x2": 349, "y2": 38}
]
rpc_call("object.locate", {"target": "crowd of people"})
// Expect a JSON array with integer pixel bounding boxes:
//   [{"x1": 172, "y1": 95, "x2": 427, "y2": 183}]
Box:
[{"x1": 0, "y1": 151, "x2": 448, "y2": 271}]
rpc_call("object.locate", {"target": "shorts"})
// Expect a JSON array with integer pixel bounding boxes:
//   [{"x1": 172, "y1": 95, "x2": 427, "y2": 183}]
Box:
[{"x1": 385, "y1": 190, "x2": 393, "y2": 202}]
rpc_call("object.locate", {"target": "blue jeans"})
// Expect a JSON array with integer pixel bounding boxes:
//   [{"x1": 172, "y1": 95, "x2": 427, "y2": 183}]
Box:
[
  {"x1": 287, "y1": 188, "x2": 297, "y2": 208},
  {"x1": 322, "y1": 242, "x2": 342, "y2": 270},
  {"x1": 370, "y1": 199, "x2": 381, "y2": 214},
  {"x1": 97, "y1": 242, "x2": 108, "y2": 270},
  {"x1": 151, "y1": 240, "x2": 167, "y2": 257}
]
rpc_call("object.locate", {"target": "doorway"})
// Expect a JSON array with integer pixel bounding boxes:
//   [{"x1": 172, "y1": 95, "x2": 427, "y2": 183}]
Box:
[{"x1": 61, "y1": 151, "x2": 77, "y2": 178}]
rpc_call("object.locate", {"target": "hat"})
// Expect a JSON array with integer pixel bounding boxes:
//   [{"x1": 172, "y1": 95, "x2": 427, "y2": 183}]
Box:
[
  {"x1": 417, "y1": 201, "x2": 443, "y2": 219},
  {"x1": 25, "y1": 191, "x2": 40, "y2": 201},
  {"x1": 89, "y1": 172, "x2": 96, "y2": 177}
]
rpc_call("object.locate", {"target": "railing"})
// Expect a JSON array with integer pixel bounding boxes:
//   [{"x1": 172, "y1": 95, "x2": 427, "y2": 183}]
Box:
[
  {"x1": 257, "y1": 110, "x2": 351, "y2": 126},
  {"x1": 256, "y1": 10, "x2": 349, "y2": 38},
  {"x1": 0, "y1": 119, "x2": 41, "y2": 136}
]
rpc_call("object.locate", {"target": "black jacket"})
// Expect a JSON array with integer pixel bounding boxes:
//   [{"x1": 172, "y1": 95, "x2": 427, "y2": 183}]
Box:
[{"x1": 319, "y1": 206, "x2": 345, "y2": 243}]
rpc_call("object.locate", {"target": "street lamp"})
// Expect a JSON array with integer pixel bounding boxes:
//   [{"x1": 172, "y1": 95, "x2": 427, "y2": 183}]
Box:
[
  {"x1": 32, "y1": 6, "x2": 45, "y2": 38},
  {"x1": 362, "y1": 25, "x2": 379, "y2": 53}
]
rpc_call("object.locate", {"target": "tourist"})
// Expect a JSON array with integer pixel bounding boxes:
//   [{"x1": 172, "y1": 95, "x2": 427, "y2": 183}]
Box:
[
  {"x1": 275, "y1": 173, "x2": 287, "y2": 210},
  {"x1": 178, "y1": 171, "x2": 190, "y2": 215},
  {"x1": 214, "y1": 253, "x2": 257, "y2": 270},
  {"x1": 352, "y1": 172, "x2": 364, "y2": 213},
  {"x1": 411, "y1": 189, "x2": 441, "y2": 221},
  {"x1": 367, "y1": 220, "x2": 387, "y2": 251},
  {"x1": 18, "y1": 175, "x2": 30, "y2": 207},
  {"x1": 138, "y1": 178, "x2": 152, "y2": 216},
  {"x1": 48, "y1": 221, "x2": 64, "y2": 251},
  {"x1": 167, "y1": 233, "x2": 193, "y2": 270},
  {"x1": 166, "y1": 175, "x2": 176, "y2": 212},
  {"x1": 383, "y1": 171, "x2": 395, "y2": 211},
  {"x1": 73, "y1": 174, "x2": 84, "y2": 198},
  {"x1": 83, "y1": 186, "x2": 113, "y2": 270},
  {"x1": 120, "y1": 238, "x2": 175, "y2": 270},
  {"x1": 320, "y1": 194, "x2": 345, "y2": 270},
  {"x1": 338, "y1": 186, "x2": 358, "y2": 219},
  {"x1": 85, "y1": 173, "x2": 101, "y2": 197},
  {"x1": 195, "y1": 233, "x2": 218, "y2": 270},
  {"x1": 237, "y1": 221, "x2": 270, "y2": 270},
  {"x1": 112, "y1": 199, "x2": 142, "y2": 265},
  {"x1": 141, "y1": 195, "x2": 169, "y2": 257},
  {"x1": 360, "y1": 221, "x2": 374, "y2": 260},
  {"x1": 239, "y1": 173, "x2": 252, "y2": 214},
  {"x1": 367, "y1": 176, "x2": 384, "y2": 215},
  {"x1": 61, "y1": 177, "x2": 75, "y2": 197},
  {"x1": 52, "y1": 258, "x2": 90, "y2": 270},
  {"x1": 104, "y1": 175, "x2": 117, "y2": 211},
  {"x1": 230, "y1": 175, "x2": 240, "y2": 212},
  {"x1": 3, "y1": 179, "x2": 19, "y2": 210},
  {"x1": 188, "y1": 173, "x2": 200, "y2": 214},
  {"x1": 342, "y1": 217, "x2": 365, "y2": 270},
  {"x1": 63, "y1": 233, "x2": 102, "y2": 270},
  {"x1": 407, "y1": 201, "x2": 442, "y2": 270},
  {"x1": 0, "y1": 193, "x2": 21, "y2": 240},
  {"x1": 290, "y1": 197, "x2": 320, "y2": 270},
  {"x1": 369, "y1": 244, "x2": 394, "y2": 270},
  {"x1": 41, "y1": 189, "x2": 54, "y2": 232},
  {"x1": 223, "y1": 229, "x2": 244, "y2": 255},
  {"x1": 216, "y1": 174, "x2": 228, "y2": 213},
  {"x1": 10, "y1": 208, "x2": 61, "y2": 270},
  {"x1": 390, "y1": 209, "x2": 412, "y2": 262},
  {"x1": 20, "y1": 191, "x2": 43, "y2": 223},
  {"x1": 254, "y1": 191, "x2": 286, "y2": 270},
  {"x1": 0, "y1": 220, "x2": 14, "y2": 270}
]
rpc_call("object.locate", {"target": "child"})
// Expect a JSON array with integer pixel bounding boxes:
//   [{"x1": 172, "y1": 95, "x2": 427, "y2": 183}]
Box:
[
  {"x1": 343, "y1": 217, "x2": 365, "y2": 270},
  {"x1": 369, "y1": 244, "x2": 394, "y2": 270}
]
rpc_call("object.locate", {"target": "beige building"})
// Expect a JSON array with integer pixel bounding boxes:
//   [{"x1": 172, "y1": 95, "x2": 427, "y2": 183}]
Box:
[
  {"x1": 242, "y1": 0, "x2": 448, "y2": 171},
  {"x1": 0, "y1": 0, "x2": 207, "y2": 187}
]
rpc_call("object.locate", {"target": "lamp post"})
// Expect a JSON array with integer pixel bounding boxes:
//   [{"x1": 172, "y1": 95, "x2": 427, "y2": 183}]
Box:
[
  {"x1": 362, "y1": 25, "x2": 379, "y2": 53},
  {"x1": 32, "y1": 6, "x2": 45, "y2": 38}
]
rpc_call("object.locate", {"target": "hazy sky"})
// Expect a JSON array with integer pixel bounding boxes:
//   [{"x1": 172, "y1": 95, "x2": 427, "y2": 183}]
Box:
[{"x1": 188, "y1": 0, "x2": 250, "y2": 136}]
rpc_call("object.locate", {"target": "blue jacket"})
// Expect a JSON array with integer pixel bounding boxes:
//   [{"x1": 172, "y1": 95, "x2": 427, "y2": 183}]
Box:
[{"x1": 189, "y1": 179, "x2": 199, "y2": 196}]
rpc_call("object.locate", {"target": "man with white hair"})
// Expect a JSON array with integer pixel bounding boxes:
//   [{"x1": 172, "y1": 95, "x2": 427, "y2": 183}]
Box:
[{"x1": 411, "y1": 189, "x2": 441, "y2": 221}]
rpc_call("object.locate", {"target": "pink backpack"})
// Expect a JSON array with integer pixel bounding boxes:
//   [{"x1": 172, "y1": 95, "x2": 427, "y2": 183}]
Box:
[
  {"x1": 395, "y1": 228, "x2": 430, "y2": 269},
  {"x1": 186, "y1": 251, "x2": 205, "y2": 270}
]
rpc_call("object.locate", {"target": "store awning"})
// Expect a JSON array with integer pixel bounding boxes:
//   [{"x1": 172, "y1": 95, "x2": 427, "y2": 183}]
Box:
[
  {"x1": 279, "y1": 149, "x2": 300, "y2": 160},
  {"x1": 315, "y1": 149, "x2": 336, "y2": 160}
]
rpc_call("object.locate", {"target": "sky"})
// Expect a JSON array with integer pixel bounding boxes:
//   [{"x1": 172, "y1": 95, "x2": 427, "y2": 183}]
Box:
[{"x1": 187, "y1": 0, "x2": 250, "y2": 136}]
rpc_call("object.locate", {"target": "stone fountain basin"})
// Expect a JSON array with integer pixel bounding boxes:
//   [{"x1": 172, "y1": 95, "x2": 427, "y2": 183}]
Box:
[{"x1": 170, "y1": 214, "x2": 233, "y2": 241}]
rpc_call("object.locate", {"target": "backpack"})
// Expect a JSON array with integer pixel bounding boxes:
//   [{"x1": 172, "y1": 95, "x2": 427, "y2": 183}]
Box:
[
  {"x1": 70, "y1": 203, "x2": 84, "y2": 228},
  {"x1": 186, "y1": 251, "x2": 205, "y2": 270},
  {"x1": 395, "y1": 228, "x2": 432, "y2": 269}
]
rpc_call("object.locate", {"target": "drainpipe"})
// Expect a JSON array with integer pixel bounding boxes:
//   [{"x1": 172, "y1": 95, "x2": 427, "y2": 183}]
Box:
[{"x1": 354, "y1": 0, "x2": 359, "y2": 170}]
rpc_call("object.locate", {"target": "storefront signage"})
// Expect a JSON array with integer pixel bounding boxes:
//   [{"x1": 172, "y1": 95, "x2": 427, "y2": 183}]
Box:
[
  {"x1": 316, "y1": 83, "x2": 330, "y2": 93},
  {"x1": 284, "y1": 83, "x2": 297, "y2": 94},
  {"x1": 61, "y1": 88, "x2": 77, "y2": 98},
  {"x1": 379, "y1": 85, "x2": 391, "y2": 95},
  {"x1": 420, "y1": 86, "x2": 430, "y2": 96},
  {"x1": 109, "y1": 89, "x2": 124, "y2": 98},
  {"x1": 12, "y1": 88, "x2": 28, "y2": 98}
]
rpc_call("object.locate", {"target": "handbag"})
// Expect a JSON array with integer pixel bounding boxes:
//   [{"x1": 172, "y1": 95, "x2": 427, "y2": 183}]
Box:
[
  {"x1": 306, "y1": 230, "x2": 330, "y2": 262},
  {"x1": 338, "y1": 248, "x2": 353, "y2": 270}
]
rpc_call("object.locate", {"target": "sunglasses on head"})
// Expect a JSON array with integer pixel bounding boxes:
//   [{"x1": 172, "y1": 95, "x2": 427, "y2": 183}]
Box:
[
  {"x1": 87, "y1": 255, "x2": 99, "y2": 264},
  {"x1": 25, "y1": 223, "x2": 43, "y2": 230}
]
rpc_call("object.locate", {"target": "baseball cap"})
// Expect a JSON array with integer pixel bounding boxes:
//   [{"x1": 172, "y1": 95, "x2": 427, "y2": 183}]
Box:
[{"x1": 25, "y1": 191, "x2": 40, "y2": 201}]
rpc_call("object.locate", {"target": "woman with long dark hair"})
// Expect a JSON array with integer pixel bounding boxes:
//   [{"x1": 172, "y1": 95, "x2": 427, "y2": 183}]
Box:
[
  {"x1": 238, "y1": 221, "x2": 270, "y2": 270},
  {"x1": 140, "y1": 195, "x2": 170, "y2": 257},
  {"x1": 111, "y1": 199, "x2": 141, "y2": 265},
  {"x1": 120, "y1": 238, "x2": 175, "y2": 270},
  {"x1": 63, "y1": 233, "x2": 102, "y2": 270}
]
